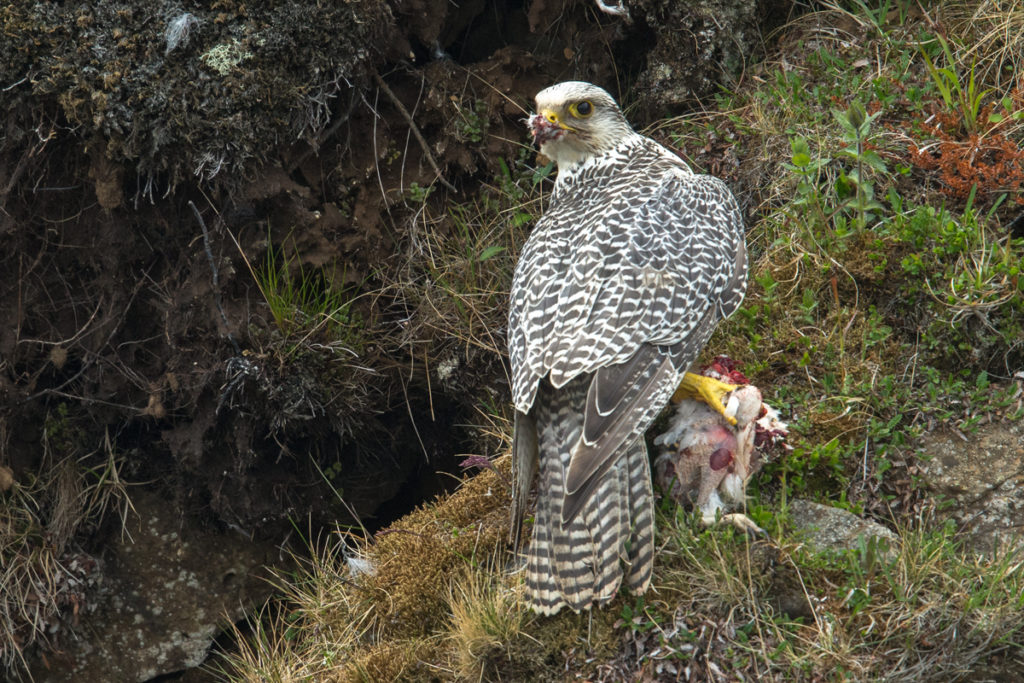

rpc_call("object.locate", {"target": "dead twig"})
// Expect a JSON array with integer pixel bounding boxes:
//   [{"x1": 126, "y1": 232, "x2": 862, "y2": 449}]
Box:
[
  {"x1": 189, "y1": 201, "x2": 241, "y2": 355},
  {"x1": 373, "y1": 73, "x2": 458, "y2": 194},
  {"x1": 286, "y1": 87, "x2": 360, "y2": 175},
  {"x1": 16, "y1": 299, "x2": 103, "y2": 347}
]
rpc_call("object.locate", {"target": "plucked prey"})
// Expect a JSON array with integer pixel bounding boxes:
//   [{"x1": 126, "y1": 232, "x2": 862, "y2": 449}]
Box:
[{"x1": 654, "y1": 357, "x2": 790, "y2": 535}]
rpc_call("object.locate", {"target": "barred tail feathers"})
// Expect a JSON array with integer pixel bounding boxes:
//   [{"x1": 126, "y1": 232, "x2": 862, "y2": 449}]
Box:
[
  {"x1": 624, "y1": 437, "x2": 655, "y2": 593},
  {"x1": 524, "y1": 380, "x2": 655, "y2": 614}
]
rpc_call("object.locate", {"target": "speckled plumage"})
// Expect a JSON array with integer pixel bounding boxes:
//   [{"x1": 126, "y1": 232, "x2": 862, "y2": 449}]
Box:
[{"x1": 509, "y1": 82, "x2": 747, "y2": 615}]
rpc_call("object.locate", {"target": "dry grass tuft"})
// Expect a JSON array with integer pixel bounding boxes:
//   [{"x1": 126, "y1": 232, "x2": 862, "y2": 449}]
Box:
[
  {"x1": 377, "y1": 156, "x2": 546, "y2": 408},
  {"x1": 1, "y1": 426, "x2": 130, "y2": 672},
  {"x1": 212, "y1": 604, "x2": 315, "y2": 683},
  {"x1": 447, "y1": 565, "x2": 533, "y2": 682},
  {"x1": 944, "y1": 0, "x2": 1024, "y2": 90},
  {"x1": 385, "y1": 200, "x2": 516, "y2": 361}
]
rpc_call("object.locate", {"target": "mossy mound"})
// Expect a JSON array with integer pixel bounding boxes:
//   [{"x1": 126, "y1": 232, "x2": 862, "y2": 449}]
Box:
[
  {"x1": 631, "y1": 0, "x2": 791, "y2": 112},
  {"x1": 1, "y1": 0, "x2": 392, "y2": 190},
  {"x1": 360, "y1": 461, "x2": 514, "y2": 639}
]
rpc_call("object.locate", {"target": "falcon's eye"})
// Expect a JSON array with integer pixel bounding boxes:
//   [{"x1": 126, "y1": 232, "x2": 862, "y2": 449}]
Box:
[{"x1": 570, "y1": 100, "x2": 593, "y2": 118}]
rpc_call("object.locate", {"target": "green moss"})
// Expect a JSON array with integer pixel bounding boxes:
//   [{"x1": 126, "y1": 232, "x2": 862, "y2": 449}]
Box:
[{"x1": 358, "y1": 465, "x2": 513, "y2": 639}]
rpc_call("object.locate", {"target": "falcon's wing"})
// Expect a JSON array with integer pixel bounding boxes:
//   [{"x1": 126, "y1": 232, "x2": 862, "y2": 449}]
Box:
[{"x1": 510, "y1": 167, "x2": 746, "y2": 413}]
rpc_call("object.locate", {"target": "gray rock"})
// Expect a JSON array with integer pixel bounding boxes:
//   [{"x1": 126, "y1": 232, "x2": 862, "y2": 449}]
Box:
[
  {"x1": 630, "y1": 0, "x2": 793, "y2": 111},
  {"x1": 788, "y1": 499, "x2": 898, "y2": 554},
  {"x1": 918, "y1": 419, "x2": 1024, "y2": 553},
  {"x1": 765, "y1": 500, "x2": 897, "y2": 620},
  {"x1": 29, "y1": 490, "x2": 281, "y2": 682}
]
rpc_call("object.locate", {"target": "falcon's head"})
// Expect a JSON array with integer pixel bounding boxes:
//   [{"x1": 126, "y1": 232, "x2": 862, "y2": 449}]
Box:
[{"x1": 529, "y1": 81, "x2": 634, "y2": 168}]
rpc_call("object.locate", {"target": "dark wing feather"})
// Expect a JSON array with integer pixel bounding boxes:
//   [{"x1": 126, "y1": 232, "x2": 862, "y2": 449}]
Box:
[
  {"x1": 510, "y1": 409, "x2": 538, "y2": 553},
  {"x1": 560, "y1": 347, "x2": 675, "y2": 523}
]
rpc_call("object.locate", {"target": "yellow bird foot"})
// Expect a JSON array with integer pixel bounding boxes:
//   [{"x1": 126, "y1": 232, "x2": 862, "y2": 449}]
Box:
[{"x1": 672, "y1": 372, "x2": 740, "y2": 425}]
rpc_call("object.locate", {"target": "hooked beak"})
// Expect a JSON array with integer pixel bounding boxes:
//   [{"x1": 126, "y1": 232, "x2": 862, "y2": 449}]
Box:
[{"x1": 528, "y1": 110, "x2": 570, "y2": 147}]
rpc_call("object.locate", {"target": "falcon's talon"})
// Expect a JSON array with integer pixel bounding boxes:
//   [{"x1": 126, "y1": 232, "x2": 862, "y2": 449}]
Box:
[
  {"x1": 673, "y1": 372, "x2": 740, "y2": 425},
  {"x1": 700, "y1": 511, "x2": 765, "y2": 538}
]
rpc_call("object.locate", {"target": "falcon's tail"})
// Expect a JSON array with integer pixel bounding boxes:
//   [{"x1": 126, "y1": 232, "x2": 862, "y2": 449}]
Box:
[{"x1": 524, "y1": 382, "x2": 655, "y2": 615}]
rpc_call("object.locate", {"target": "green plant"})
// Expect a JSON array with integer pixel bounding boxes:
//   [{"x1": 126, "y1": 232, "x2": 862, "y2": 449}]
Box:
[
  {"x1": 253, "y1": 231, "x2": 361, "y2": 351},
  {"x1": 780, "y1": 99, "x2": 891, "y2": 252},
  {"x1": 455, "y1": 98, "x2": 489, "y2": 143},
  {"x1": 784, "y1": 136, "x2": 831, "y2": 233},
  {"x1": 619, "y1": 597, "x2": 660, "y2": 634},
  {"x1": 843, "y1": 0, "x2": 913, "y2": 35},
  {"x1": 833, "y1": 101, "x2": 888, "y2": 231},
  {"x1": 985, "y1": 94, "x2": 1024, "y2": 129},
  {"x1": 919, "y1": 33, "x2": 991, "y2": 135},
  {"x1": 406, "y1": 181, "x2": 433, "y2": 203},
  {"x1": 892, "y1": 190, "x2": 1023, "y2": 322}
]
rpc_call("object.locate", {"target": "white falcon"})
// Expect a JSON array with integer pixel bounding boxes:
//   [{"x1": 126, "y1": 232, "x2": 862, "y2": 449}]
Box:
[{"x1": 508, "y1": 81, "x2": 748, "y2": 614}]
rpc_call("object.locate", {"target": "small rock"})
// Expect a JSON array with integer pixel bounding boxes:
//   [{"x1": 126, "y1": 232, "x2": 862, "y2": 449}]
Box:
[
  {"x1": 767, "y1": 563, "x2": 815, "y2": 620},
  {"x1": 0, "y1": 465, "x2": 14, "y2": 492},
  {"x1": 28, "y1": 490, "x2": 282, "y2": 682},
  {"x1": 788, "y1": 499, "x2": 898, "y2": 555},
  {"x1": 918, "y1": 420, "x2": 1024, "y2": 553}
]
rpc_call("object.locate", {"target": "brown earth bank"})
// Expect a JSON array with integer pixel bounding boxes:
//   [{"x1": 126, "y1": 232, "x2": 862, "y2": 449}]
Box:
[{"x1": 0, "y1": 0, "x2": 790, "y2": 676}]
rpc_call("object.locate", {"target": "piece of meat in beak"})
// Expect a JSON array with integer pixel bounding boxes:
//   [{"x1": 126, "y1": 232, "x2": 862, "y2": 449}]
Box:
[{"x1": 528, "y1": 113, "x2": 566, "y2": 147}]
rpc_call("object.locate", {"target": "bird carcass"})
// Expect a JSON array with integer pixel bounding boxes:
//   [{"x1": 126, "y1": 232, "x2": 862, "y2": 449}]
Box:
[{"x1": 653, "y1": 358, "x2": 788, "y2": 534}]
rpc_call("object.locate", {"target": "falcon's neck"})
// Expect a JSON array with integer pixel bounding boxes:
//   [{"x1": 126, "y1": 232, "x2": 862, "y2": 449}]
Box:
[
  {"x1": 551, "y1": 133, "x2": 688, "y2": 198},
  {"x1": 552, "y1": 132, "x2": 641, "y2": 181}
]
